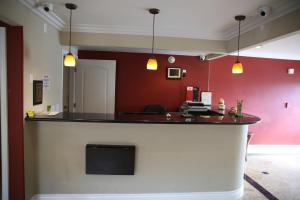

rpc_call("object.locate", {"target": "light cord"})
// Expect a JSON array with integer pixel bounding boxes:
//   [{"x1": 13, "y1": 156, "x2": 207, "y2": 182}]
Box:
[
  {"x1": 207, "y1": 61, "x2": 211, "y2": 91},
  {"x1": 152, "y1": 13, "x2": 156, "y2": 55},
  {"x1": 69, "y1": 9, "x2": 72, "y2": 53},
  {"x1": 237, "y1": 20, "x2": 241, "y2": 61}
]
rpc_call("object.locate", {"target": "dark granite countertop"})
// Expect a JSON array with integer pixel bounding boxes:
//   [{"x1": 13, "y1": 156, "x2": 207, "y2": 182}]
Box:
[{"x1": 25, "y1": 110, "x2": 260, "y2": 125}]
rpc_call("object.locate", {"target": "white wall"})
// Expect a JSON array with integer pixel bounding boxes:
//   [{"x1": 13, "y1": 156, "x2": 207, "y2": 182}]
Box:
[{"x1": 0, "y1": 0, "x2": 63, "y2": 113}]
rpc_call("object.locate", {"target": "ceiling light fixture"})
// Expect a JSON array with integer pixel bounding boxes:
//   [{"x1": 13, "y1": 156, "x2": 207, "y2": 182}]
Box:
[
  {"x1": 255, "y1": 45, "x2": 263, "y2": 49},
  {"x1": 147, "y1": 8, "x2": 160, "y2": 71},
  {"x1": 64, "y1": 3, "x2": 77, "y2": 67},
  {"x1": 232, "y1": 15, "x2": 246, "y2": 74}
]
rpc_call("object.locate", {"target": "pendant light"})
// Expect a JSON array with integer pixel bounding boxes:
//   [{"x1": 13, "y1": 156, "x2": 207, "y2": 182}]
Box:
[
  {"x1": 147, "y1": 8, "x2": 160, "y2": 70},
  {"x1": 64, "y1": 3, "x2": 77, "y2": 67},
  {"x1": 232, "y1": 15, "x2": 246, "y2": 74}
]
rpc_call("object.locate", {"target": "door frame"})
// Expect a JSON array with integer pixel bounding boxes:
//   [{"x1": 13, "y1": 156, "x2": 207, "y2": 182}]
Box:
[{"x1": 0, "y1": 26, "x2": 9, "y2": 200}]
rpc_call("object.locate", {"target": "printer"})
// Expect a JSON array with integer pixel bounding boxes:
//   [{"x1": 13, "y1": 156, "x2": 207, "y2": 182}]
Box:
[{"x1": 179, "y1": 101, "x2": 211, "y2": 114}]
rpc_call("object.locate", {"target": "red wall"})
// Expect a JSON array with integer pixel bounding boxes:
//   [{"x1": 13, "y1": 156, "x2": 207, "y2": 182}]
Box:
[
  {"x1": 79, "y1": 51, "x2": 300, "y2": 145},
  {"x1": 210, "y1": 56, "x2": 300, "y2": 145},
  {"x1": 79, "y1": 51, "x2": 209, "y2": 112}
]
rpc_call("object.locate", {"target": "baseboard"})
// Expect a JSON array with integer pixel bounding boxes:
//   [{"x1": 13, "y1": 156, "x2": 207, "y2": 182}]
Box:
[
  {"x1": 248, "y1": 145, "x2": 300, "y2": 155},
  {"x1": 31, "y1": 186, "x2": 243, "y2": 200}
]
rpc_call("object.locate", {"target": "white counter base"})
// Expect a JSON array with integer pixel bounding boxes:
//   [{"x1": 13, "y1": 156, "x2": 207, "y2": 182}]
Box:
[{"x1": 31, "y1": 185, "x2": 243, "y2": 200}]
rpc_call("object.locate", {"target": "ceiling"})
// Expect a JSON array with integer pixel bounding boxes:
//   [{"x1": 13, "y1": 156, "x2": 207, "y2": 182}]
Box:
[
  {"x1": 19, "y1": 0, "x2": 300, "y2": 60},
  {"x1": 46, "y1": 0, "x2": 287, "y2": 40},
  {"x1": 239, "y1": 31, "x2": 300, "y2": 60}
]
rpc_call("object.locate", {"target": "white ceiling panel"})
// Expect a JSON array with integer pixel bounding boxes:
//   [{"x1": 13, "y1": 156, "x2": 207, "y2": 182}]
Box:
[{"x1": 239, "y1": 32, "x2": 300, "y2": 60}]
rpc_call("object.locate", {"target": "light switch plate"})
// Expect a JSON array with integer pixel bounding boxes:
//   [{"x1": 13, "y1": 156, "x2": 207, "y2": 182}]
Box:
[
  {"x1": 44, "y1": 23, "x2": 48, "y2": 33},
  {"x1": 288, "y1": 68, "x2": 294, "y2": 74},
  {"x1": 29, "y1": 73, "x2": 33, "y2": 83}
]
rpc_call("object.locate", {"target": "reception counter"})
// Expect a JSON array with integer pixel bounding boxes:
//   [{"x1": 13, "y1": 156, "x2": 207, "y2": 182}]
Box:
[{"x1": 25, "y1": 111, "x2": 260, "y2": 200}]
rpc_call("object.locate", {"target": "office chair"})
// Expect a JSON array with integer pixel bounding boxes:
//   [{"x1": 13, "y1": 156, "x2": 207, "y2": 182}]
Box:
[{"x1": 144, "y1": 104, "x2": 167, "y2": 114}]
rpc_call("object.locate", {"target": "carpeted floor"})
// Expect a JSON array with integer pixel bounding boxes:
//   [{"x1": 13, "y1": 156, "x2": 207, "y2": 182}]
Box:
[{"x1": 242, "y1": 155, "x2": 300, "y2": 200}]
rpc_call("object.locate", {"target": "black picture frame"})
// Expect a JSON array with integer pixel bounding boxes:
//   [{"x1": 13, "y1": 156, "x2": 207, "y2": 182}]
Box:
[
  {"x1": 33, "y1": 80, "x2": 43, "y2": 105},
  {"x1": 167, "y1": 67, "x2": 181, "y2": 79}
]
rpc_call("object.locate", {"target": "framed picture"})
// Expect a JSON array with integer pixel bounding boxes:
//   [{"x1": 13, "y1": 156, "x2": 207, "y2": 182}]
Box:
[
  {"x1": 33, "y1": 80, "x2": 43, "y2": 105},
  {"x1": 167, "y1": 67, "x2": 181, "y2": 79}
]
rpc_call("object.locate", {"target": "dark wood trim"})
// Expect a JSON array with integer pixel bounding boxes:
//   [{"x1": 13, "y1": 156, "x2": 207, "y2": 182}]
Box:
[
  {"x1": 1, "y1": 20, "x2": 25, "y2": 199},
  {"x1": 7, "y1": 25, "x2": 25, "y2": 200}
]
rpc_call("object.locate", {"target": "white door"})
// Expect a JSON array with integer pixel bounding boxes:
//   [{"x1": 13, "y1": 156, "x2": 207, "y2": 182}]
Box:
[{"x1": 71, "y1": 59, "x2": 116, "y2": 114}]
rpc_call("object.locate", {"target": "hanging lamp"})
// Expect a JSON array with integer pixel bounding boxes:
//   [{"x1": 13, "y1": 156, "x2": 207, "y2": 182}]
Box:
[
  {"x1": 147, "y1": 8, "x2": 160, "y2": 70},
  {"x1": 64, "y1": 3, "x2": 77, "y2": 67},
  {"x1": 232, "y1": 15, "x2": 246, "y2": 74}
]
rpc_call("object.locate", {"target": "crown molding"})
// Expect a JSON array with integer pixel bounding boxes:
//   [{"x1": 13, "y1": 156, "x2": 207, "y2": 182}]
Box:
[
  {"x1": 224, "y1": 0, "x2": 300, "y2": 40},
  {"x1": 18, "y1": 0, "x2": 64, "y2": 30},
  {"x1": 62, "y1": 24, "x2": 226, "y2": 40}
]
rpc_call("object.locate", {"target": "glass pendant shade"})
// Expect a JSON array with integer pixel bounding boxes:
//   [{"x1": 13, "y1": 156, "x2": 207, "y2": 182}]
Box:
[
  {"x1": 64, "y1": 52, "x2": 76, "y2": 67},
  {"x1": 232, "y1": 61, "x2": 243, "y2": 74},
  {"x1": 147, "y1": 58, "x2": 158, "y2": 70}
]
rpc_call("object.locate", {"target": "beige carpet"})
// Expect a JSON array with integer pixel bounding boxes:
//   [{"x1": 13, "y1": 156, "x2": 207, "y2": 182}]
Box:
[{"x1": 242, "y1": 155, "x2": 300, "y2": 200}]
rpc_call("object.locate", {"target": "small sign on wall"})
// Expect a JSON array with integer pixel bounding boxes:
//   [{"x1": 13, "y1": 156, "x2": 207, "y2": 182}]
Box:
[{"x1": 43, "y1": 74, "x2": 51, "y2": 89}]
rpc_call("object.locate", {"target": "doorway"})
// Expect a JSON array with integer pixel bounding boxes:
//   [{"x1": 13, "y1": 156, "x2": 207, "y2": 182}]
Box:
[{"x1": 0, "y1": 27, "x2": 8, "y2": 200}]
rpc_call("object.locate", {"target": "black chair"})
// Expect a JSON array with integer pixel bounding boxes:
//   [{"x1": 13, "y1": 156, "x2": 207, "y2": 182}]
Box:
[{"x1": 144, "y1": 105, "x2": 167, "y2": 114}]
